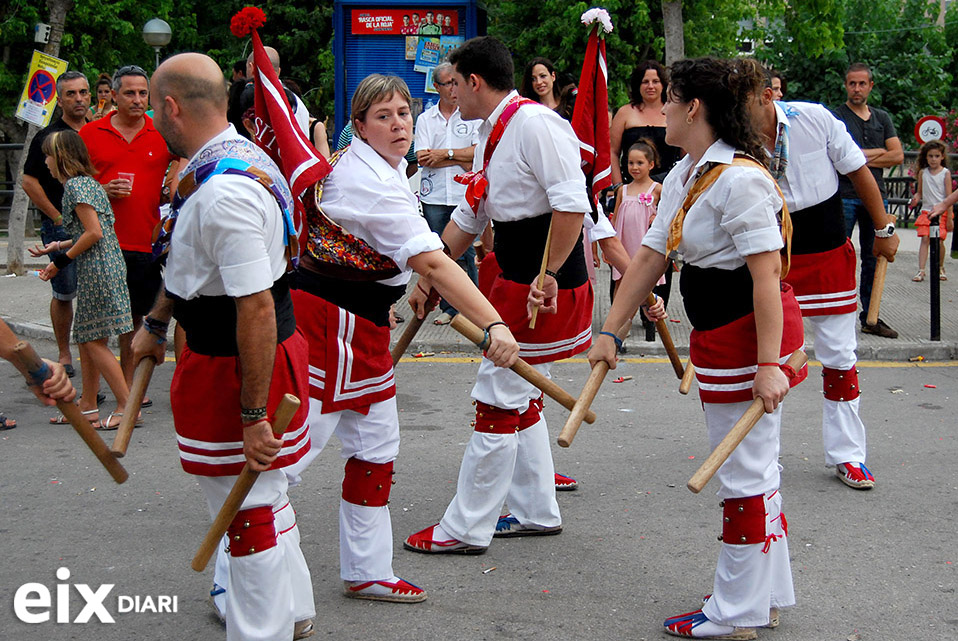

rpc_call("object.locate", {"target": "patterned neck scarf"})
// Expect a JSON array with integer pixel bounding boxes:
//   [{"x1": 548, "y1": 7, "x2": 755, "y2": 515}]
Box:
[
  {"x1": 152, "y1": 136, "x2": 295, "y2": 263},
  {"x1": 768, "y1": 120, "x2": 789, "y2": 180}
]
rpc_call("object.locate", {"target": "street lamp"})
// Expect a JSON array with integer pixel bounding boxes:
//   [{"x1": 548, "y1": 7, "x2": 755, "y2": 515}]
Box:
[{"x1": 142, "y1": 18, "x2": 172, "y2": 70}]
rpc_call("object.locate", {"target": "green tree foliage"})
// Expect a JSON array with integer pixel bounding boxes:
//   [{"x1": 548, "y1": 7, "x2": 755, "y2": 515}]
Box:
[
  {"x1": 0, "y1": 0, "x2": 334, "y2": 140},
  {"x1": 755, "y1": 0, "x2": 953, "y2": 148}
]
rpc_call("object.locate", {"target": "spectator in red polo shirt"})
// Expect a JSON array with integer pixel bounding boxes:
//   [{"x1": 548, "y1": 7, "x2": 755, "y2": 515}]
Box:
[{"x1": 79, "y1": 64, "x2": 179, "y2": 392}]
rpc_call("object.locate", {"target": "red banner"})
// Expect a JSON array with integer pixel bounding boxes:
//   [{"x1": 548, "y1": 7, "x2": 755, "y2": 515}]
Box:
[{"x1": 351, "y1": 8, "x2": 458, "y2": 35}]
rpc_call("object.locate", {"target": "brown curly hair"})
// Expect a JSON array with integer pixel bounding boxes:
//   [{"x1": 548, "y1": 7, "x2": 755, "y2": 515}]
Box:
[{"x1": 667, "y1": 57, "x2": 767, "y2": 164}]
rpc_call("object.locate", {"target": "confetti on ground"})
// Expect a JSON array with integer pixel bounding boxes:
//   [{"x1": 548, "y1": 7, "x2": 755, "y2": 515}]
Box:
[
  {"x1": 482, "y1": 567, "x2": 497, "y2": 574},
  {"x1": 890, "y1": 389, "x2": 904, "y2": 394},
  {"x1": 909, "y1": 355, "x2": 925, "y2": 362},
  {"x1": 669, "y1": 318, "x2": 681, "y2": 323},
  {"x1": 688, "y1": 455, "x2": 695, "y2": 459},
  {"x1": 413, "y1": 352, "x2": 435, "y2": 358},
  {"x1": 612, "y1": 375, "x2": 633, "y2": 383},
  {"x1": 925, "y1": 384, "x2": 937, "y2": 388}
]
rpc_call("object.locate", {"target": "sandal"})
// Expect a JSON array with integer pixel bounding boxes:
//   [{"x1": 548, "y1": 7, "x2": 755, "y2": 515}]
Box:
[
  {"x1": 912, "y1": 270, "x2": 925, "y2": 282},
  {"x1": 101, "y1": 412, "x2": 143, "y2": 431},
  {"x1": 0, "y1": 412, "x2": 16, "y2": 430},
  {"x1": 52, "y1": 408, "x2": 100, "y2": 428}
]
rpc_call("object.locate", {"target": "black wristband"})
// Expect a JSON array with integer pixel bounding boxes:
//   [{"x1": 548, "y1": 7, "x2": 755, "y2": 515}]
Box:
[
  {"x1": 52, "y1": 253, "x2": 74, "y2": 269},
  {"x1": 545, "y1": 269, "x2": 559, "y2": 279},
  {"x1": 241, "y1": 407, "x2": 268, "y2": 424},
  {"x1": 485, "y1": 320, "x2": 508, "y2": 333}
]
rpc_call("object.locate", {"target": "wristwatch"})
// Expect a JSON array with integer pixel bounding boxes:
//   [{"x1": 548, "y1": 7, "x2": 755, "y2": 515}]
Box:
[
  {"x1": 874, "y1": 223, "x2": 896, "y2": 238},
  {"x1": 447, "y1": 148, "x2": 454, "y2": 159}
]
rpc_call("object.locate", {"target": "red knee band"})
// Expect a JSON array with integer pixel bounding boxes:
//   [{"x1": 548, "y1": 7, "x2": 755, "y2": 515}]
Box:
[
  {"x1": 226, "y1": 506, "x2": 277, "y2": 557},
  {"x1": 518, "y1": 396, "x2": 544, "y2": 431},
  {"x1": 342, "y1": 458, "x2": 394, "y2": 507},
  {"x1": 822, "y1": 366, "x2": 860, "y2": 402},
  {"x1": 474, "y1": 401, "x2": 520, "y2": 434},
  {"x1": 720, "y1": 496, "x2": 766, "y2": 545}
]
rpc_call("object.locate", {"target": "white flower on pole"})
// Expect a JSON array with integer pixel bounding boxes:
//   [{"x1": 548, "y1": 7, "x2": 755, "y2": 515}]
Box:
[{"x1": 580, "y1": 7, "x2": 613, "y2": 34}]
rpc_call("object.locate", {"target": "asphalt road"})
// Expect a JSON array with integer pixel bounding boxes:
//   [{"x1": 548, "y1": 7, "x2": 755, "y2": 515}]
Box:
[{"x1": 0, "y1": 339, "x2": 955, "y2": 641}]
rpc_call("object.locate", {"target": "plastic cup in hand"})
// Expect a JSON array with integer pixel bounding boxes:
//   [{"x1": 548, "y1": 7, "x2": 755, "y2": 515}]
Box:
[{"x1": 118, "y1": 172, "x2": 135, "y2": 192}]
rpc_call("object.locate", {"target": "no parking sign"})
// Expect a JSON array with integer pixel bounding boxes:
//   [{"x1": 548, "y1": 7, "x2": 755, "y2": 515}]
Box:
[{"x1": 15, "y1": 50, "x2": 69, "y2": 127}]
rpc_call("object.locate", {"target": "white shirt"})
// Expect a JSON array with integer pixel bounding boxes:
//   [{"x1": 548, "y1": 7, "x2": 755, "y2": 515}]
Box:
[
  {"x1": 293, "y1": 94, "x2": 310, "y2": 138},
  {"x1": 166, "y1": 125, "x2": 288, "y2": 300},
  {"x1": 772, "y1": 101, "x2": 866, "y2": 211},
  {"x1": 585, "y1": 211, "x2": 616, "y2": 242},
  {"x1": 415, "y1": 103, "x2": 480, "y2": 205},
  {"x1": 320, "y1": 136, "x2": 442, "y2": 286},
  {"x1": 451, "y1": 90, "x2": 591, "y2": 235},
  {"x1": 920, "y1": 167, "x2": 949, "y2": 209},
  {"x1": 643, "y1": 139, "x2": 784, "y2": 270}
]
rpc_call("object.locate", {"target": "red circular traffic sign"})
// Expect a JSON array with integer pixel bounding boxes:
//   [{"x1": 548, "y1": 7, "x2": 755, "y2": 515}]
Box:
[
  {"x1": 28, "y1": 70, "x2": 56, "y2": 104},
  {"x1": 915, "y1": 115, "x2": 946, "y2": 145}
]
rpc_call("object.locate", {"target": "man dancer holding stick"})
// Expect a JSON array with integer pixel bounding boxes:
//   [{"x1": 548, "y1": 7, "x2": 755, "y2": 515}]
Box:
[
  {"x1": 405, "y1": 36, "x2": 593, "y2": 553},
  {"x1": 132, "y1": 53, "x2": 314, "y2": 640},
  {"x1": 750, "y1": 70, "x2": 899, "y2": 490}
]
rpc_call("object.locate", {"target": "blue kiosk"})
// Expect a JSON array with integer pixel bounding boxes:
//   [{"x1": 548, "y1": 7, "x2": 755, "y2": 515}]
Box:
[{"x1": 331, "y1": 0, "x2": 484, "y2": 139}]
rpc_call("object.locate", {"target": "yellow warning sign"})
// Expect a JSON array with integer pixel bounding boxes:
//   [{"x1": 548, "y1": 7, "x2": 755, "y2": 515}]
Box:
[{"x1": 16, "y1": 50, "x2": 69, "y2": 128}]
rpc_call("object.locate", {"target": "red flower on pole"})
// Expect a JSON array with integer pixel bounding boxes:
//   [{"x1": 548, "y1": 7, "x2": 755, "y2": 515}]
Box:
[{"x1": 230, "y1": 6, "x2": 267, "y2": 38}]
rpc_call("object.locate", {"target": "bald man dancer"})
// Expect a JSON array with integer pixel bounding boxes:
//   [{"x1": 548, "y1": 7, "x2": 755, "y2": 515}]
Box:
[{"x1": 133, "y1": 53, "x2": 315, "y2": 641}]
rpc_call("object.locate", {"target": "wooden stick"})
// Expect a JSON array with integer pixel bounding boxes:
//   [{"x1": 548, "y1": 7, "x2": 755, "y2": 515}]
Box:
[
  {"x1": 450, "y1": 314, "x2": 595, "y2": 424},
  {"x1": 112, "y1": 357, "x2": 155, "y2": 457},
  {"x1": 391, "y1": 315, "x2": 426, "y2": 366},
  {"x1": 646, "y1": 293, "x2": 684, "y2": 378},
  {"x1": 528, "y1": 220, "x2": 553, "y2": 329},
  {"x1": 679, "y1": 362, "x2": 695, "y2": 395},
  {"x1": 556, "y1": 323, "x2": 628, "y2": 448},
  {"x1": 13, "y1": 342, "x2": 128, "y2": 484},
  {"x1": 191, "y1": 394, "x2": 301, "y2": 572},
  {"x1": 865, "y1": 256, "x2": 888, "y2": 326},
  {"x1": 686, "y1": 350, "x2": 808, "y2": 494}
]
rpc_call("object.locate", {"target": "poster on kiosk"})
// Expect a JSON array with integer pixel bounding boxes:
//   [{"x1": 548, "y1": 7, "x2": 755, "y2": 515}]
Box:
[{"x1": 332, "y1": 0, "x2": 484, "y2": 141}]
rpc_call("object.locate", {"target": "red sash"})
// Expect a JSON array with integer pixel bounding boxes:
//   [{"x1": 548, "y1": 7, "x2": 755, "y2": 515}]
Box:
[{"x1": 455, "y1": 96, "x2": 537, "y2": 215}]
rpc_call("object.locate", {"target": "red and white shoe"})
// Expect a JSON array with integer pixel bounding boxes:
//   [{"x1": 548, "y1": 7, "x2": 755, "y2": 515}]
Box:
[
  {"x1": 835, "y1": 462, "x2": 875, "y2": 489},
  {"x1": 403, "y1": 524, "x2": 487, "y2": 554},
  {"x1": 555, "y1": 472, "x2": 578, "y2": 491},
  {"x1": 664, "y1": 609, "x2": 757, "y2": 639},
  {"x1": 344, "y1": 577, "x2": 427, "y2": 603}
]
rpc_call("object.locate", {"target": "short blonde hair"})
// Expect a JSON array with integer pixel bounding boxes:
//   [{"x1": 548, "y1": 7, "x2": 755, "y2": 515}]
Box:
[
  {"x1": 41, "y1": 130, "x2": 97, "y2": 181},
  {"x1": 351, "y1": 74, "x2": 412, "y2": 125}
]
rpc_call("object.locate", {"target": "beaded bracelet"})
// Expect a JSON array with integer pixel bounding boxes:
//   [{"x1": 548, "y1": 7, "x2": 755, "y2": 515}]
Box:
[
  {"x1": 144, "y1": 316, "x2": 169, "y2": 345},
  {"x1": 598, "y1": 331, "x2": 623, "y2": 349},
  {"x1": 240, "y1": 407, "x2": 268, "y2": 424}
]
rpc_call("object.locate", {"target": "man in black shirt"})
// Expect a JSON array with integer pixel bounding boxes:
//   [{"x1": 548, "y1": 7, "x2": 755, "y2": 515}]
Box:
[
  {"x1": 21, "y1": 70, "x2": 90, "y2": 376},
  {"x1": 833, "y1": 62, "x2": 904, "y2": 338}
]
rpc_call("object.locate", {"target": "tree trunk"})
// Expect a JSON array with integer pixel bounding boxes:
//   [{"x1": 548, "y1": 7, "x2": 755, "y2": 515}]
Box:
[
  {"x1": 6, "y1": 0, "x2": 73, "y2": 275},
  {"x1": 662, "y1": 0, "x2": 685, "y2": 66}
]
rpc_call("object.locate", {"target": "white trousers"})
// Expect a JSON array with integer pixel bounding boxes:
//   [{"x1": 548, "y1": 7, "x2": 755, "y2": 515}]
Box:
[
  {"x1": 804, "y1": 313, "x2": 867, "y2": 465},
  {"x1": 700, "y1": 401, "x2": 794, "y2": 627},
  {"x1": 440, "y1": 358, "x2": 560, "y2": 546},
  {"x1": 308, "y1": 395, "x2": 400, "y2": 581},
  {"x1": 212, "y1": 501, "x2": 315, "y2": 624},
  {"x1": 198, "y1": 471, "x2": 314, "y2": 641}
]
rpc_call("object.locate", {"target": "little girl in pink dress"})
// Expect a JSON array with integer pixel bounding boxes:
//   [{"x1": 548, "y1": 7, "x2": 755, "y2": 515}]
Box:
[{"x1": 610, "y1": 140, "x2": 663, "y2": 346}]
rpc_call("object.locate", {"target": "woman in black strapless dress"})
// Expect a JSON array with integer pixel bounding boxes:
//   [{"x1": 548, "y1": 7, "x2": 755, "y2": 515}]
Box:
[{"x1": 610, "y1": 61, "x2": 681, "y2": 184}]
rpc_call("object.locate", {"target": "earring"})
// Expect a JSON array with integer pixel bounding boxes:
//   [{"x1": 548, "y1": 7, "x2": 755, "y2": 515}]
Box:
[{"x1": 686, "y1": 116, "x2": 693, "y2": 125}]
